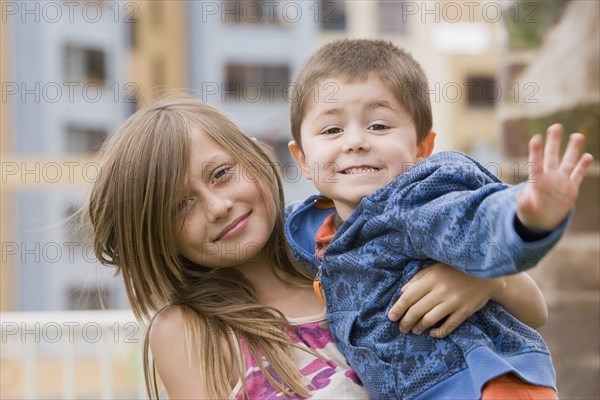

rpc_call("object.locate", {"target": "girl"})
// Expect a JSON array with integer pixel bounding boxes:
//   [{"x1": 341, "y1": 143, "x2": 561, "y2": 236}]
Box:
[{"x1": 88, "y1": 98, "x2": 548, "y2": 399}]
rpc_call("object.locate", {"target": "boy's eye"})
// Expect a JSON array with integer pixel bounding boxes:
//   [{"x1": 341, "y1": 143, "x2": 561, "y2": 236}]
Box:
[
  {"x1": 369, "y1": 123, "x2": 389, "y2": 131},
  {"x1": 321, "y1": 127, "x2": 343, "y2": 135}
]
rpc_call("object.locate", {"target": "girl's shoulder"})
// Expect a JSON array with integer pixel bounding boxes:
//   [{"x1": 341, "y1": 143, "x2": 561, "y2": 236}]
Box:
[
  {"x1": 149, "y1": 305, "x2": 234, "y2": 357},
  {"x1": 149, "y1": 305, "x2": 187, "y2": 340},
  {"x1": 148, "y1": 306, "x2": 207, "y2": 397},
  {"x1": 148, "y1": 305, "x2": 239, "y2": 398}
]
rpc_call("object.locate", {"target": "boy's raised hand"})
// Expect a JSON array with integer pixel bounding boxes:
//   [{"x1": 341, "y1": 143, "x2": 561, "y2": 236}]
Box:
[{"x1": 516, "y1": 123, "x2": 594, "y2": 231}]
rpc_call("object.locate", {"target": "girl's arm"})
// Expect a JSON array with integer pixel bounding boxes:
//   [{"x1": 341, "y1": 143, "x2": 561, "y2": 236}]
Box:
[
  {"x1": 387, "y1": 264, "x2": 547, "y2": 338},
  {"x1": 494, "y1": 272, "x2": 548, "y2": 329},
  {"x1": 149, "y1": 306, "x2": 236, "y2": 398}
]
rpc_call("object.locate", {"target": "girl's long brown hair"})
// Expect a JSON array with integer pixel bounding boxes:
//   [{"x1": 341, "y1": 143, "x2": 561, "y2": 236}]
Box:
[{"x1": 87, "y1": 98, "x2": 314, "y2": 398}]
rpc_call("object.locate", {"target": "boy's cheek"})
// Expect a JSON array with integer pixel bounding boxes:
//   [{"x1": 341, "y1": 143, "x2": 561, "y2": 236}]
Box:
[{"x1": 299, "y1": 163, "x2": 315, "y2": 181}]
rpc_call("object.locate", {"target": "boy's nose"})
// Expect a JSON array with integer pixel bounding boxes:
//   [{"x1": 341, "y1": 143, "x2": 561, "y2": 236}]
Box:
[
  {"x1": 205, "y1": 193, "x2": 233, "y2": 223},
  {"x1": 342, "y1": 129, "x2": 371, "y2": 153}
]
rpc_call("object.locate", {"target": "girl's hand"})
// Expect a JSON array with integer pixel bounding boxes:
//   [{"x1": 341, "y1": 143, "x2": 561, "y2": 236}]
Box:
[{"x1": 387, "y1": 264, "x2": 506, "y2": 338}]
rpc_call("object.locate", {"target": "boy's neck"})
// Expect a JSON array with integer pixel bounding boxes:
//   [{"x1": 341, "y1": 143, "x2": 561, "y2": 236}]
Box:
[
  {"x1": 332, "y1": 199, "x2": 358, "y2": 222},
  {"x1": 331, "y1": 212, "x2": 344, "y2": 229}
]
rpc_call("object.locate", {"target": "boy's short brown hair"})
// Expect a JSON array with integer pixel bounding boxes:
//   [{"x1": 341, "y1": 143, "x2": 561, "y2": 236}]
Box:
[{"x1": 290, "y1": 39, "x2": 432, "y2": 149}]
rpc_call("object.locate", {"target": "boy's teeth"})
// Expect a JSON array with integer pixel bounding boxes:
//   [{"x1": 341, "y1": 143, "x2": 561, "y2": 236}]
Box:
[{"x1": 344, "y1": 167, "x2": 378, "y2": 174}]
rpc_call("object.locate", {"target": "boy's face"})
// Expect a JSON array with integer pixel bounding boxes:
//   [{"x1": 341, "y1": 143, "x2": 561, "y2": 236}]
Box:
[{"x1": 290, "y1": 75, "x2": 434, "y2": 220}]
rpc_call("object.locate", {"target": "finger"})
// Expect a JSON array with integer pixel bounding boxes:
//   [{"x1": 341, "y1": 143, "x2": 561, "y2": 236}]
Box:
[
  {"x1": 570, "y1": 153, "x2": 594, "y2": 187},
  {"x1": 559, "y1": 133, "x2": 585, "y2": 175},
  {"x1": 389, "y1": 280, "x2": 428, "y2": 321},
  {"x1": 410, "y1": 303, "x2": 452, "y2": 335},
  {"x1": 388, "y1": 295, "x2": 412, "y2": 322},
  {"x1": 402, "y1": 267, "x2": 428, "y2": 289},
  {"x1": 399, "y1": 293, "x2": 438, "y2": 333},
  {"x1": 528, "y1": 134, "x2": 543, "y2": 183},
  {"x1": 429, "y1": 311, "x2": 470, "y2": 338},
  {"x1": 391, "y1": 270, "x2": 433, "y2": 320},
  {"x1": 543, "y1": 123, "x2": 562, "y2": 171}
]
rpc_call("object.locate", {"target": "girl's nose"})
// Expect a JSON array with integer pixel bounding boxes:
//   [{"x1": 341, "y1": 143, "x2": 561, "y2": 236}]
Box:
[{"x1": 205, "y1": 193, "x2": 233, "y2": 223}]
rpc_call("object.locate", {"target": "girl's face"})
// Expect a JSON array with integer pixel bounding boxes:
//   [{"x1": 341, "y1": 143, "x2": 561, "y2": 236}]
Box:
[{"x1": 174, "y1": 129, "x2": 275, "y2": 269}]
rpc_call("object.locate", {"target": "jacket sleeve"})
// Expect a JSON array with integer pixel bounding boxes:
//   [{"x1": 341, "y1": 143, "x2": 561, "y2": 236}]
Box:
[{"x1": 384, "y1": 153, "x2": 569, "y2": 278}]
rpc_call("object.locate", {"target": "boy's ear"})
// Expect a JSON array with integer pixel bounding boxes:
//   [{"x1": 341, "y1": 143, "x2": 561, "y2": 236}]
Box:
[
  {"x1": 288, "y1": 140, "x2": 313, "y2": 181},
  {"x1": 416, "y1": 131, "x2": 436, "y2": 162}
]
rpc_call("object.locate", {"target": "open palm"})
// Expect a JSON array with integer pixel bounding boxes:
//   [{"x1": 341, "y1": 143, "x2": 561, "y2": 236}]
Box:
[{"x1": 517, "y1": 124, "x2": 594, "y2": 231}]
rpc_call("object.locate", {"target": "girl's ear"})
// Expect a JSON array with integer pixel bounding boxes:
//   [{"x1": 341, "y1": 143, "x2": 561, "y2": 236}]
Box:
[
  {"x1": 416, "y1": 131, "x2": 436, "y2": 162},
  {"x1": 288, "y1": 141, "x2": 313, "y2": 181}
]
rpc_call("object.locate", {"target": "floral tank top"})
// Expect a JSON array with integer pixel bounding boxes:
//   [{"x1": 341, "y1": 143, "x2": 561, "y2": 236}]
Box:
[{"x1": 230, "y1": 311, "x2": 370, "y2": 399}]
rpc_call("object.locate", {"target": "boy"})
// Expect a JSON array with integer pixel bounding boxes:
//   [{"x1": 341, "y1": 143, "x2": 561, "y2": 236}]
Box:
[{"x1": 285, "y1": 39, "x2": 593, "y2": 399}]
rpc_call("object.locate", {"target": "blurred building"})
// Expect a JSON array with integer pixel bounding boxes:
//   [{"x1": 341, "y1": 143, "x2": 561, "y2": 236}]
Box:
[
  {"x1": 1, "y1": 1, "x2": 144, "y2": 397},
  {"x1": 0, "y1": 0, "x2": 14, "y2": 312},
  {"x1": 2, "y1": 1, "x2": 132, "y2": 311},
  {"x1": 1, "y1": 0, "x2": 13, "y2": 312}
]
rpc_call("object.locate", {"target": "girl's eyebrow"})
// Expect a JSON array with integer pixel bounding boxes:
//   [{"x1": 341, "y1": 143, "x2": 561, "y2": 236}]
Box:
[
  {"x1": 188, "y1": 153, "x2": 228, "y2": 180},
  {"x1": 201, "y1": 154, "x2": 226, "y2": 168}
]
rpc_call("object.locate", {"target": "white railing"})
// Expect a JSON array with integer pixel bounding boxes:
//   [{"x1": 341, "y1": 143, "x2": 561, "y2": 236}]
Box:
[{"x1": 1, "y1": 310, "x2": 148, "y2": 399}]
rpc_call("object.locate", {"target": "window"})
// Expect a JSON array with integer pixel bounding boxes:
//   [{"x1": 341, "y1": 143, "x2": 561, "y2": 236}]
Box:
[
  {"x1": 64, "y1": 46, "x2": 106, "y2": 84},
  {"x1": 224, "y1": 0, "x2": 280, "y2": 24},
  {"x1": 225, "y1": 64, "x2": 290, "y2": 102},
  {"x1": 321, "y1": 0, "x2": 346, "y2": 31},
  {"x1": 66, "y1": 125, "x2": 107, "y2": 154},
  {"x1": 377, "y1": 0, "x2": 407, "y2": 34},
  {"x1": 466, "y1": 76, "x2": 498, "y2": 108}
]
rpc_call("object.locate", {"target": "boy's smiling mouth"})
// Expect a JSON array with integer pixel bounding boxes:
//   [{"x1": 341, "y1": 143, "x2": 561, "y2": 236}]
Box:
[{"x1": 341, "y1": 166, "x2": 380, "y2": 174}]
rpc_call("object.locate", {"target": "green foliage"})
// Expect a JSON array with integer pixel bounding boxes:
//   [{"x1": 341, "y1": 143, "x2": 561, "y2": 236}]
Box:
[
  {"x1": 526, "y1": 104, "x2": 600, "y2": 159},
  {"x1": 503, "y1": 0, "x2": 569, "y2": 50}
]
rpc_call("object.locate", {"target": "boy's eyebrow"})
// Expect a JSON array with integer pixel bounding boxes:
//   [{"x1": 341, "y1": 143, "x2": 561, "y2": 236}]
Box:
[
  {"x1": 317, "y1": 107, "x2": 342, "y2": 116},
  {"x1": 366, "y1": 100, "x2": 395, "y2": 111}
]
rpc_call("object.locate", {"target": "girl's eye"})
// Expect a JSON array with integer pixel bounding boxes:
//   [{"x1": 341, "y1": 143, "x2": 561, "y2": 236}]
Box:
[
  {"x1": 322, "y1": 127, "x2": 342, "y2": 135},
  {"x1": 369, "y1": 124, "x2": 389, "y2": 131},
  {"x1": 212, "y1": 166, "x2": 231, "y2": 182},
  {"x1": 176, "y1": 198, "x2": 192, "y2": 213}
]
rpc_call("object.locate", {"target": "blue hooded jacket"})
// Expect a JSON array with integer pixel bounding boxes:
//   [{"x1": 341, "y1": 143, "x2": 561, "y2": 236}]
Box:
[{"x1": 285, "y1": 152, "x2": 566, "y2": 399}]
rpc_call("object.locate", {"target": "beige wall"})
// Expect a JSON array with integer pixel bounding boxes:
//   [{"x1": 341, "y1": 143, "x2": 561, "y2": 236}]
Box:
[{"x1": 129, "y1": 1, "x2": 188, "y2": 107}]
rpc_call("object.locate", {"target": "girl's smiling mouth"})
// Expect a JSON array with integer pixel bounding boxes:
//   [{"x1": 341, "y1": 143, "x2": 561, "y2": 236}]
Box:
[{"x1": 214, "y1": 212, "x2": 251, "y2": 241}]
